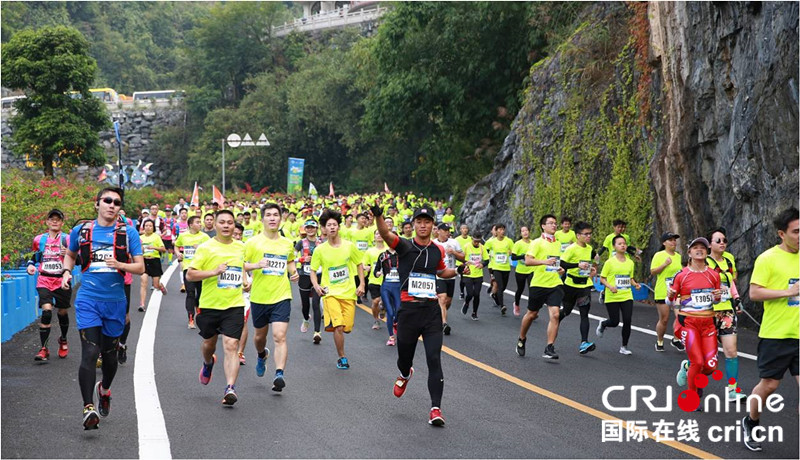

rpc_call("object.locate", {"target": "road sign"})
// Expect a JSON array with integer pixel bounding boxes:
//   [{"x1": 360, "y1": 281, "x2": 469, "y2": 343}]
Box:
[
  {"x1": 226, "y1": 133, "x2": 242, "y2": 148},
  {"x1": 257, "y1": 133, "x2": 270, "y2": 146},
  {"x1": 241, "y1": 133, "x2": 254, "y2": 146}
]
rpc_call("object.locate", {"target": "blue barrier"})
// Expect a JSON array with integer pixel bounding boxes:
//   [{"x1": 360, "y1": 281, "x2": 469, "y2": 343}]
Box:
[
  {"x1": 632, "y1": 283, "x2": 651, "y2": 301},
  {"x1": 1, "y1": 274, "x2": 38, "y2": 343}
]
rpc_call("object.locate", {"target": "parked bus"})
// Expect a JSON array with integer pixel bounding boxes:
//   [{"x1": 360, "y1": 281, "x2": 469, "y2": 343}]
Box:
[
  {"x1": 1, "y1": 95, "x2": 26, "y2": 109},
  {"x1": 132, "y1": 90, "x2": 185, "y2": 101},
  {"x1": 89, "y1": 88, "x2": 119, "y2": 103}
]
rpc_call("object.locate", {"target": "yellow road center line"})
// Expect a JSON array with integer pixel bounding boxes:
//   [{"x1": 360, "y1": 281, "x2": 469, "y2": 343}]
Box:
[{"x1": 355, "y1": 303, "x2": 720, "y2": 459}]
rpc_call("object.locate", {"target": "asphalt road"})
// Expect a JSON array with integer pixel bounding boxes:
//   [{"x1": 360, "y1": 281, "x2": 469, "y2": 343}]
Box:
[{"x1": 2, "y1": 262, "x2": 798, "y2": 459}]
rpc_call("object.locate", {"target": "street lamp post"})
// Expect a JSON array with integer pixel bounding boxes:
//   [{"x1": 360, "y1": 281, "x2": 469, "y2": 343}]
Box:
[{"x1": 222, "y1": 133, "x2": 270, "y2": 197}]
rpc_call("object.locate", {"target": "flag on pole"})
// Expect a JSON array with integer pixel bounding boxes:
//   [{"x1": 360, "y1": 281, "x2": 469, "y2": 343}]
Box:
[
  {"x1": 98, "y1": 169, "x2": 107, "y2": 182},
  {"x1": 308, "y1": 182, "x2": 318, "y2": 197},
  {"x1": 212, "y1": 185, "x2": 225, "y2": 205},
  {"x1": 384, "y1": 182, "x2": 391, "y2": 194},
  {"x1": 329, "y1": 182, "x2": 335, "y2": 197},
  {"x1": 190, "y1": 182, "x2": 199, "y2": 206}
]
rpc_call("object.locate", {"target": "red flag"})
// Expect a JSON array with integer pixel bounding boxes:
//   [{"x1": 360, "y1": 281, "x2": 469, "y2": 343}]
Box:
[
  {"x1": 329, "y1": 182, "x2": 335, "y2": 197},
  {"x1": 384, "y1": 182, "x2": 390, "y2": 194},
  {"x1": 213, "y1": 185, "x2": 225, "y2": 205},
  {"x1": 190, "y1": 182, "x2": 199, "y2": 206},
  {"x1": 97, "y1": 169, "x2": 107, "y2": 182}
]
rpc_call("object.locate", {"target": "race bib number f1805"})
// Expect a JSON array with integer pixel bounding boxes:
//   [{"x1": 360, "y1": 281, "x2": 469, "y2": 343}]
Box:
[{"x1": 408, "y1": 272, "x2": 436, "y2": 299}]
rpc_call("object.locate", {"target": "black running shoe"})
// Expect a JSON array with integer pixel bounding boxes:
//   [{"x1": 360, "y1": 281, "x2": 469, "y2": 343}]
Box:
[
  {"x1": 443, "y1": 323, "x2": 451, "y2": 335},
  {"x1": 117, "y1": 344, "x2": 127, "y2": 364},
  {"x1": 670, "y1": 339, "x2": 685, "y2": 351},
  {"x1": 83, "y1": 404, "x2": 100, "y2": 430},
  {"x1": 741, "y1": 416, "x2": 762, "y2": 452},
  {"x1": 516, "y1": 338, "x2": 526, "y2": 357},
  {"x1": 461, "y1": 302, "x2": 469, "y2": 315},
  {"x1": 95, "y1": 381, "x2": 111, "y2": 417},
  {"x1": 542, "y1": 344, "x2": 559, "y2": 360}
]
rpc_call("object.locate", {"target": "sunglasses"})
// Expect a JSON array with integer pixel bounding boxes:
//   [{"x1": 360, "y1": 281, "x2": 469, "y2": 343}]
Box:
[
  {"x1": 714, "y1": 238, "x2": 728, "y2": 244},
  {"x1": 101, "y1": 197, "x2": 123, "y2": 207}
]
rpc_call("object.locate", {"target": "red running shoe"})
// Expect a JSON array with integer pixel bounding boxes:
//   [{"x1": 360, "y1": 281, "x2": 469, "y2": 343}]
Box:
[
  {"x1": 429, "y1": 407, "x2": 445, "y2": 426},
  {"x1": 58, "y1": 337, "x2": 69, "y2": 359},
  {"x1": 34, "y1": 347, "x2": 49, "y2": 361},
  {"x1": 393, "y1": 367, "x2": 414, "y2": 398}
]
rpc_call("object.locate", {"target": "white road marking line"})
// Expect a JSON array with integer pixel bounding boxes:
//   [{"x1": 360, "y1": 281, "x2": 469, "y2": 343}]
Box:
[
  {"x1": 482, "y1": 281, "x2": 757, "y2": 361},
  {"x1": 135, "y1": 261, "x2": 177, "y2": 459}
]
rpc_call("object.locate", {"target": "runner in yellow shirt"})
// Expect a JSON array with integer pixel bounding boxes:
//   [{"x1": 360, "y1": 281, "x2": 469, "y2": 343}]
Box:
[
  {"x1": 650, "y1": 232, "x2": 684, "y2": 352},
  {"x1": 139, "y1": 219, "x2": 167, "y2": 312},
  {"x1": 175, "y1": 216, "x2": 210, "y2": 328},
  {"x1": 516, "y1": 214, "x2": 564, "y2": 359},
  {"x1": 310, "y1": 209, "x2": 366, "y2": 370},
  {"x1": 244, "y1": 203, "x2": 299, "y2": 392},
  {"x1": 511, "y1": 226, "x2": 534, "y2": 317},
  {"x1": 485, "y1": 224, "x2": 514, "y2": 315},
  {"x1": 742, "y1": 207, "x2": 799, "y2": 453},
  {"x1": 555, "y1": 216, "x2": 577, "y2": 253},
  {"x1": 186, "y1": 210, "x2": 246, "y2": 406}
]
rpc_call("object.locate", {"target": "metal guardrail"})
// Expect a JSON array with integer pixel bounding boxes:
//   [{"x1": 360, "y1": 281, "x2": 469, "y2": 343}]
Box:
[
  {"x1": 273, "y1": 6, "x2": 388, "y2": 37},
  {"x1": 1, "y1": 99, "x2": 183, "y2": 114}
]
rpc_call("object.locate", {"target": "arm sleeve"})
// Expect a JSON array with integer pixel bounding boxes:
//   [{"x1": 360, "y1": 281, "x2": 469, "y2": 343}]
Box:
[{"x1": 560, "y1": 260, "x2": 580, "y2": 269}]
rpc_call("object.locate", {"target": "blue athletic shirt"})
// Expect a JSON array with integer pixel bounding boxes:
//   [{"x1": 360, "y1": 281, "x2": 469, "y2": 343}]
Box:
[{"x1": 69, "y1": 220, "x2": 143, "y2": 301}]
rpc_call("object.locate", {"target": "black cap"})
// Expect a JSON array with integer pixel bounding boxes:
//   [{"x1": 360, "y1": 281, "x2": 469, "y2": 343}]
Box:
[
  {"x1": 412, "y1": 207, "x2": 435, "y2": 221},
  {"x1": 437, "y1": 223, "x2": 451, "y2": 231},
  {"x1": 660, "y1": 232, "x2": 680, "y2": 242},
  {"x1": 47, "y1": 208, "x2": 64, "y2": 220}
]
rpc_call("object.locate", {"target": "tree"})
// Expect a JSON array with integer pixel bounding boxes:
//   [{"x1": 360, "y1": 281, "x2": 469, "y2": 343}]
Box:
[{"x1": 2, "y1": 26, "x2": 110, "y2": 177}]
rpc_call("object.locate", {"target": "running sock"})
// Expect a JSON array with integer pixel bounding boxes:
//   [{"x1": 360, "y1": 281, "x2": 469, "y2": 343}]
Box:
[
  {"x1": 657, "y1": 340, "x2": 663, "y2": 346},
  {"x1": 275, "y1": 369, "x2": 284, "y2": 377},
  {"x1": 725, "y1": 357, "x2": 739, "y2": 387},
  {"x1": 258, "y1": 350, "x2": 267, "y2": 359},
  {"x1": 39, "y1": 327, "x2": 51, "y2": 347},
  {"x1": 58, "y1": 313, "x2": 69, "y2": 339}
]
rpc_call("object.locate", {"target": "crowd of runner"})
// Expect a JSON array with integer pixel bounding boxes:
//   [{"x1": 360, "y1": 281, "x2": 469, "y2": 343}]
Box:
[{"x1": 25, "y1": 187, "x2": 798, "y2": 451}]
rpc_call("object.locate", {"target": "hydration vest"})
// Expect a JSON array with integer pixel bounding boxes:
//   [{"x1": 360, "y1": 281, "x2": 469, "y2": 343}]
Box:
[{"x1": 76, "y1": 219, "x2": 130, "y2": 275}]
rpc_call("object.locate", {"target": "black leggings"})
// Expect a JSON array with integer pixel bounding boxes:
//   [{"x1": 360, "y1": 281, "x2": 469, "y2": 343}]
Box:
[
  {"x1": 79, "y1": 327, "x2": 119, "y2": 405},
  {"x1": 561, "y1": 286, "x2": 592, "y2": 342},
  {"x1": 514, "y1": 272, "x2": 531, "y2": 306},
  {"x1": 183, "y1": 269, "x2": 202, "y2": 319},
  {"x1": 120, "y1": 283, "x2": 132, "y2": 344},
  {"x1": 396, "y1": 303, "x2": 444, "y2": 408},
  {"x1": 459, "y1": 274, "x2": 466, "y2": 295},
  {"x1": 601, "y1": 300, "x2": 633, "y2": 346},
  {"x1": 463, "y1": 277, "x2": 483, "y2": 314},
  {"x1": 491, "y1": 270, "x2": 510, "y2": 307},
  {"x1": 299, "y1": 286, "x2": 321, "y2": 333}
]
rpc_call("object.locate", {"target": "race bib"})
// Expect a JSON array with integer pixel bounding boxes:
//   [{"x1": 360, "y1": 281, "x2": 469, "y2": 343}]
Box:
[
  {"x1": 720, "y1": 282, "x2": 731, "y2": 302},
  {"x1": 183, "y1": 246, "x2": 196, "y2": 260},
  {"x1": 494, "y1": 253, "x2": 508, "y2": 265},
  {"x1": 690, "y1": 288, "x2": 714, "y2": 309},
  {"x1": 328, "y1": 265, "x2": 349, "y2": 285},
  {"x1": 302, "y1": 263, "x2": 311, "y2": 275},
  {"x1": 243, "y1": 229, "x2": 254, "y2": 238},
  {"x1": 408, "y1": 272, "x2": 436, "y2": 299},
  {"x1": 469, "y1": 253, "x2": 482, "y2": 265},
  {"x1": 665, "y1": 276, "x2": 675, "y2": 290},
  {"x1": 89, "y1": 248, "x2": 116, "y2": 273},
  {"x1": 545, "y1": 256, "x2": 561, "y2": 273},
  {"x1": 385, "y1": 268, "x2": 400, "y2": 282},
  {"x1": 261, "y1": 253, "x2": 287, "y2": 276},
  {"x1": 615, "y1": 275, "x2": 631, "y2": 289},
  {"x1": 217, "y1": 266, "x2": 243, "y2": 289},
  {"x1": 356, "y1": 241, "x2": 369, "y2": 251},
  {"x1": 560, "y1": 243, "x2": 570, "y2": 252},
  {"x1": 578, "y1": 260, "x2": 591, "y2": 277},
  {"x1": 789, "y1": 278, "x2": 799, "y2": 307},
  {"x1": 41, "y1": 260, "x2": 63, "y2": 274}
]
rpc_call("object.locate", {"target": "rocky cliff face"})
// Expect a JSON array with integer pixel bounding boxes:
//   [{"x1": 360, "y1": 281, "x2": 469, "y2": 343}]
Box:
[
  {"x1": 648, "y1": 1, "x2": 798, "y2": 293},
  {"x1": 461, "y1": 1, "x2": 798, "y2": 313}
]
